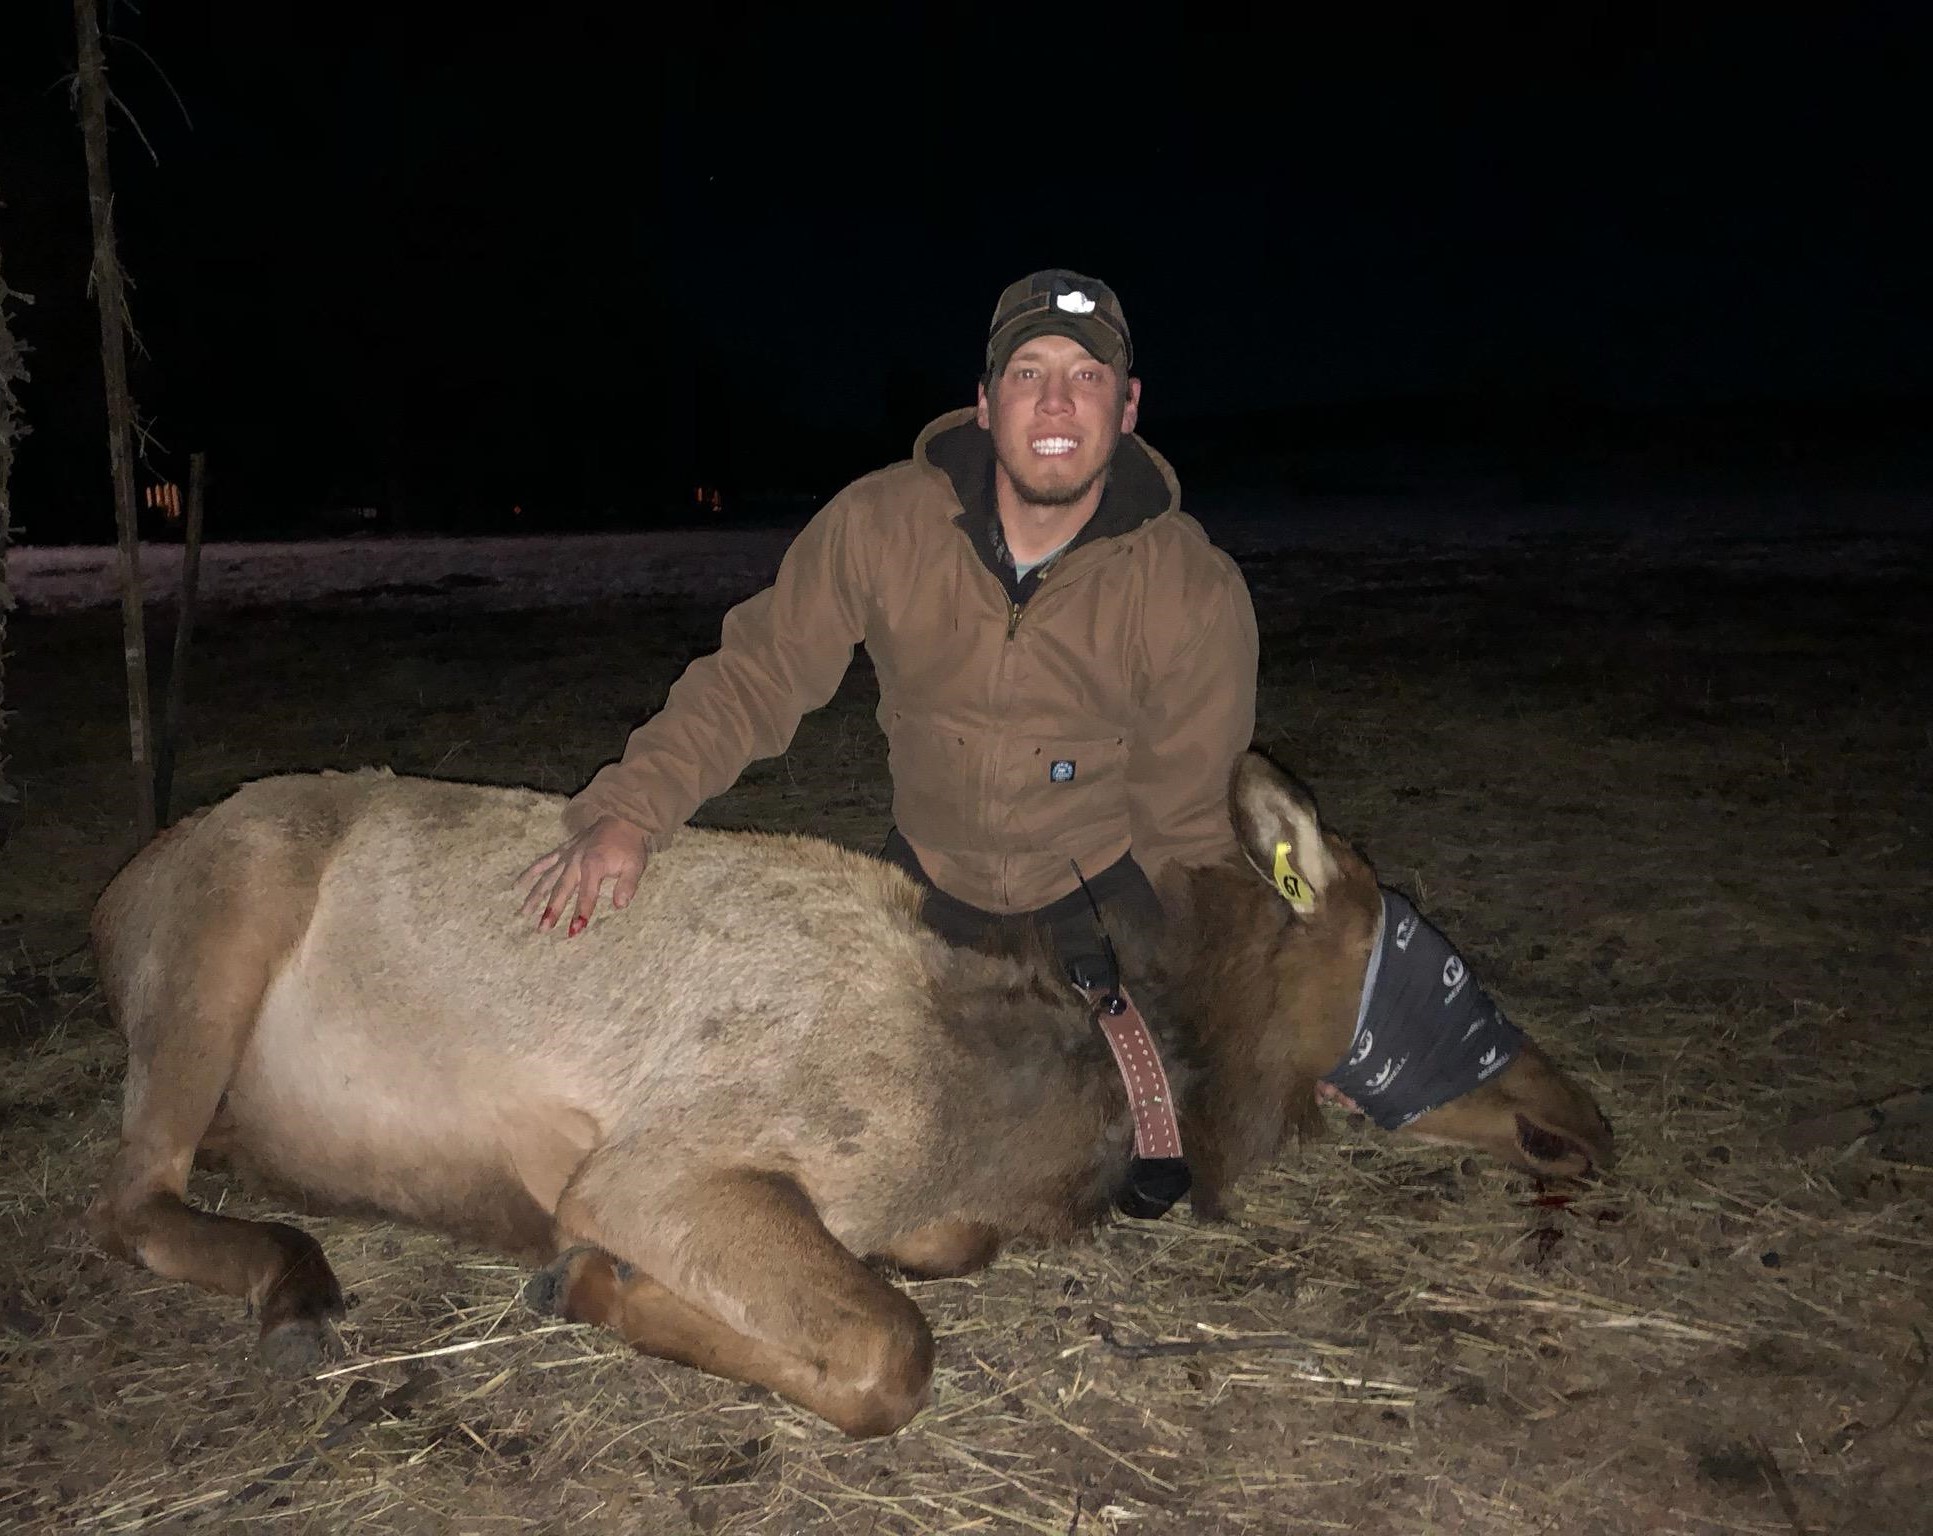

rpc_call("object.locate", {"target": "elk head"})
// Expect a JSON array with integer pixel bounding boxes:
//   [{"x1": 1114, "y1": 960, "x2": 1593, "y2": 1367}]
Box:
[{"x1": 1229, "y1": 750, "x2": 1614, "y2": 1180}]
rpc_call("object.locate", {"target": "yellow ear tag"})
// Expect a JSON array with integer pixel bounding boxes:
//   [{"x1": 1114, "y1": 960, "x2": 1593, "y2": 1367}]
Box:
[{"x1": 1272, "y1": 842, "x2": 1316, "y2": 913}]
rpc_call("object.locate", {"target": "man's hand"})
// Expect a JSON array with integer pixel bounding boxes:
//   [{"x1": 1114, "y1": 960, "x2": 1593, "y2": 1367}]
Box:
[{"x1": 515, "y1": 816, "x2": 651, "y2": 937}]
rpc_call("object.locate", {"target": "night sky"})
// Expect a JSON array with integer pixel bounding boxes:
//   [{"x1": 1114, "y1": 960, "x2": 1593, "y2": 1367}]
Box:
[{"x1": 2, "y1": 4, "x2": 1928, "y2": 539}]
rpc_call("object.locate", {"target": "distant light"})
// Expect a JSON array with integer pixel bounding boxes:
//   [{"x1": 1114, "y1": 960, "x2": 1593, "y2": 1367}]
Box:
[{"x1": 145, "y1": 481, "x2": 183, "y2": 521}]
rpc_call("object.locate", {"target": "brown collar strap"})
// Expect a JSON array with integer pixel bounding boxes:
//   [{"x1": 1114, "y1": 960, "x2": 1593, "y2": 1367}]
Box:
[{"x1": 1076, "y1": 983, "x2": 1184, "y2": 1161}]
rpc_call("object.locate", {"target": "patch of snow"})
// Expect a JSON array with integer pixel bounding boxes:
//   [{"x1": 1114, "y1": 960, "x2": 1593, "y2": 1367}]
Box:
[
  {"x1": 6, "y1": 530, "x2": 801, "y2": 614},
  {"x1": 6, "y1": 494, "x2": 1925, "y2": 615}
]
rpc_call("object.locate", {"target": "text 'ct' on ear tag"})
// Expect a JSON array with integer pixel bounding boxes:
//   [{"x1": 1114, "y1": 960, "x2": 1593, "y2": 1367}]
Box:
[{"x1": 1272, "y1": 842, "x2": 1316, "y2": 913}]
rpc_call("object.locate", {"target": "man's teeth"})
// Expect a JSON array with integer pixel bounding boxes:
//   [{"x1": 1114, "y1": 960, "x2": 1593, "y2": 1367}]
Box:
[{"x1": 1032, "y1": 437, "x2": 1077, "y2": 456}]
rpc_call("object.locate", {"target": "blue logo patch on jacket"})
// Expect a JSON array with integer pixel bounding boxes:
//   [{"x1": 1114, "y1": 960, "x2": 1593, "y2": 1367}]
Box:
[{"x1": 1050, "y1": 759, "x2": 1076, "y2": 782}]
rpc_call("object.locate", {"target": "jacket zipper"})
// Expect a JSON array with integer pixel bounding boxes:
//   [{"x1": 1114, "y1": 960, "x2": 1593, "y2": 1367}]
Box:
[{"x1": 1007, "y1": 563, "x2": 1063, "y2": 638}]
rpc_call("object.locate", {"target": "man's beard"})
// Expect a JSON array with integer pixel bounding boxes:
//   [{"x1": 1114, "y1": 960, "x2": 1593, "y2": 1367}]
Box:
[{"x1": 994, "y1": 434, "x2": 1117, "y2": 508}]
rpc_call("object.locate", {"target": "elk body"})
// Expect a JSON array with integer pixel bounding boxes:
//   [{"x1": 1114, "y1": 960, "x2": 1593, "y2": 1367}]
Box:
[{"x1": 85, "y1": 752, "x2": 1612, "y2": 1436}]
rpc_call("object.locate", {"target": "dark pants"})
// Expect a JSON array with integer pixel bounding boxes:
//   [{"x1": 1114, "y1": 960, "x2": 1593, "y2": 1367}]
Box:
[{"x1": 878, "y1": 827, "x2": 1164, "y2": 991}]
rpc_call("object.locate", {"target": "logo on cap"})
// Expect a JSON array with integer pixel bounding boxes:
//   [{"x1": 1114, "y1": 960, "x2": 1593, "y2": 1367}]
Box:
[{"x1": 987, "y1": 269, "x2": 1133, "y2": 374}]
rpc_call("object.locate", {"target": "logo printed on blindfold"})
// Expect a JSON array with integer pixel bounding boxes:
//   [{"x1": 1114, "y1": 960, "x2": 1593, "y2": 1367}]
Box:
[{"x1": 1050, "y1": 760, "x2": 1076, "y2": 782}]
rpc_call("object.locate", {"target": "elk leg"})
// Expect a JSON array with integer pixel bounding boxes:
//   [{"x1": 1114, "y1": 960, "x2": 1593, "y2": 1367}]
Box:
[
  {"x1": 546, "y1": 1163, "x2": 934, "y2": 1438},
  {"x1": 869, "y1": 1220, "x2": 1002, "y2": 1279},
  {"x1": 87, "y1": 912, "x2": 343, "y2": 1368}
]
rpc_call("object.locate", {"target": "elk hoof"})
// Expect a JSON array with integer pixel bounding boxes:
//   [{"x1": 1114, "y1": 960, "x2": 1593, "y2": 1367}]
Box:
[
  {"x1": 257, "y1": 1317, "x2": 333, "y2": 1374},
  {"x1": 1188, "y1": 1189, "x2": 1232, "y2": 1222},
  {"x1": 526, "y1": 1246, "x2": 634, "y2": 1320},
  {"x1": 522, "y1": 1256, "x2": 572, "y2": 1317}
]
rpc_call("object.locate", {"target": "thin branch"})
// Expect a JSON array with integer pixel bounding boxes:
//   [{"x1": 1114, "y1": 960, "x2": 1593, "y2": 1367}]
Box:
[
  {"x1": 105, "y1": 84, "x2": 161, "y2": 167},
  {"x1": 106, "y1": 30, "x2": 196, "y2": 134}
]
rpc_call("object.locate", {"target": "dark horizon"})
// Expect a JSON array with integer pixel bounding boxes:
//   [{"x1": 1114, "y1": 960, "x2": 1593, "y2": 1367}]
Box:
[{"x1": 2, "y1": 4, "x2": 1929, "y2": 543}]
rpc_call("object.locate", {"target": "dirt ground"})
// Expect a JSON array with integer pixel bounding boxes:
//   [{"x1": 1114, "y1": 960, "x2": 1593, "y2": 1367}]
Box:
[{"x1": 1, "y1": 521, "x2": 1929, "y2": 1534}]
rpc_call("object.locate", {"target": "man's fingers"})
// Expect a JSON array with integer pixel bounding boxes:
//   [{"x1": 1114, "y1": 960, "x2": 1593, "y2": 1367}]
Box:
[
  {"x1": 571, "y1": 874, "x2": 600, "y2": 938},
  {"x1": 521, "y1": 864, "x2": 563, "y2": 919},
  {"x1": 514, "y1": 850, "x2": 560, "y2": 897},
  {"x1": 515, "y1": 829, "x2": 648, "y2": 934},
  {"x1": 538, "y1": 865, "x2": 580, "y2": 931},
  {"x1": 612, "y1": 861, "x2": 645, "y2": 910}
]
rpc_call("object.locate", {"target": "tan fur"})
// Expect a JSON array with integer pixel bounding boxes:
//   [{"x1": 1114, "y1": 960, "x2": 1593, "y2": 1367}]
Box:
[{"x1": 86, "y1": 754, "x2": 1612, "y2": 1436}]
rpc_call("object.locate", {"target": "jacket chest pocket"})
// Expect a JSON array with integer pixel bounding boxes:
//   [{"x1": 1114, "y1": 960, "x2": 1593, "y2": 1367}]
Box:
[{"x1": 1002, "y1": 733, "x2": 1130, "y2": 849}]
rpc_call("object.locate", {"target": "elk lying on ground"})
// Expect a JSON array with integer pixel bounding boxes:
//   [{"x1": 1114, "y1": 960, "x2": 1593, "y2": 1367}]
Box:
[{"x1": 85, "y1": 751, "x2": 1612, "y2": 1437}]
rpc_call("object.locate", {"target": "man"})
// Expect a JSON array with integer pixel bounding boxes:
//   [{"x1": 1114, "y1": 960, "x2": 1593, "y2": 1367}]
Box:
[{"x1": 518, "y1": 268, "x2": 1259, "y2": 975}]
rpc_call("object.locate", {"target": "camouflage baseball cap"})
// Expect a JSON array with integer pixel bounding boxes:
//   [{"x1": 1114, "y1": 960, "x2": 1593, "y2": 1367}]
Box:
[{"x1": 986, "y1": 269, "x2": 1133, "y2": 377}]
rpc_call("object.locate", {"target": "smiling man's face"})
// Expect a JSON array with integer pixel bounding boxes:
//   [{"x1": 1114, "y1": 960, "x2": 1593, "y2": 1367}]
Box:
[{"x1": 976, "y1": 333, "x2": 1141, "y2": 508}]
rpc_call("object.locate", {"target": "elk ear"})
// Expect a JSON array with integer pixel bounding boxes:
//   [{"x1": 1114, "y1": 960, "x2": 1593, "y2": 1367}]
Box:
[{"x1": 1229, "y1": 752, "x2": 1339, "y2": 917}]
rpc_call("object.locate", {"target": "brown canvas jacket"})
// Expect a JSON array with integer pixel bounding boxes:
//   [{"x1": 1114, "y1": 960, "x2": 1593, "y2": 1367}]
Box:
[{"x1": 564, "y1": 408, "x2": 1259, "y2": 913}]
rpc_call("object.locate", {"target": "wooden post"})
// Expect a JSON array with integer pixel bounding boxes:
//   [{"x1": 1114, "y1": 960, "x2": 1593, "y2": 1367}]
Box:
[
  {"x1": 73, "y1": 0, "x2": 157, "y2": 847},
  {"x1": 155, "y1": 452, "x2": 207, "y2": 827},
  {"x1": 0, "y1": 242, "x2": 29, "y2": 845}
]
